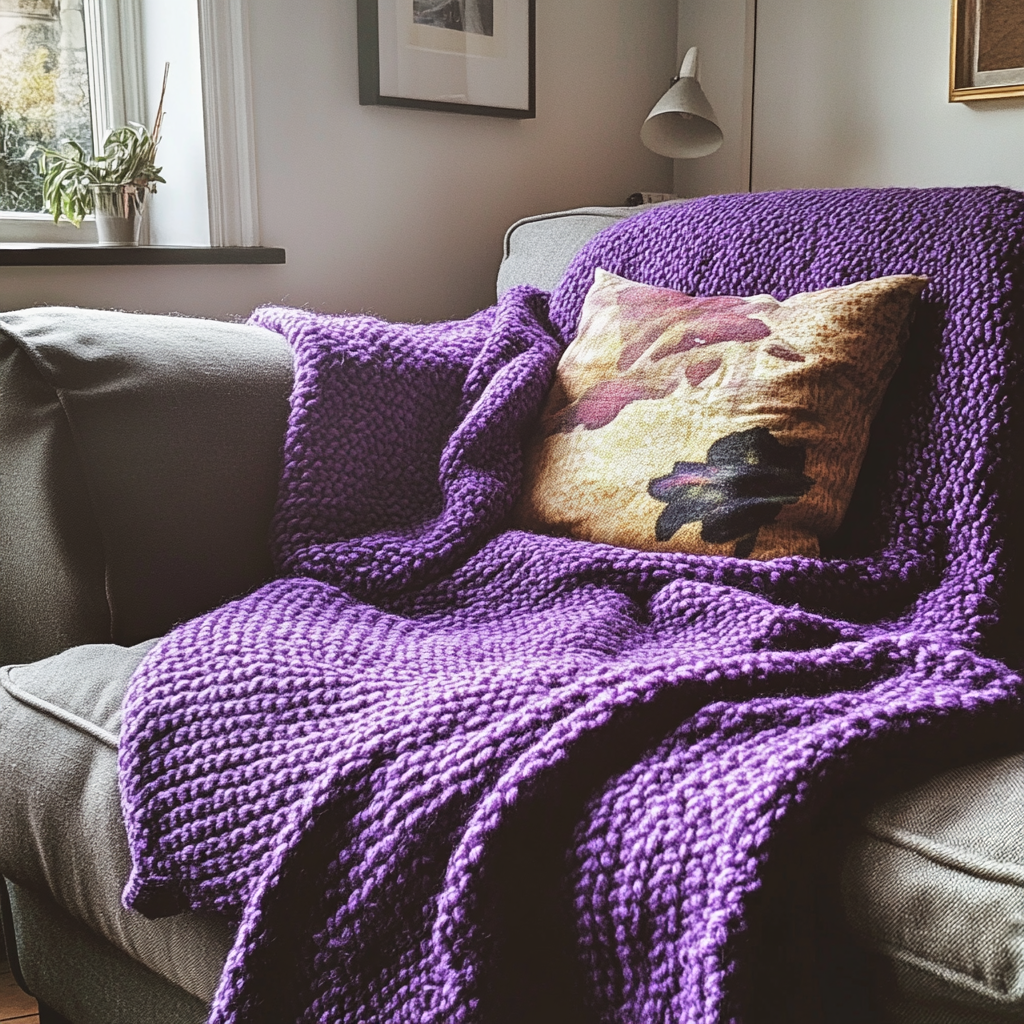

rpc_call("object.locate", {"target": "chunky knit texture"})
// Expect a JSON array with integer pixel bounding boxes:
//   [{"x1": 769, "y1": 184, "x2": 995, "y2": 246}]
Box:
[{"x1": 120, "y1": 187, "x2": 1024, "y2": 1024}]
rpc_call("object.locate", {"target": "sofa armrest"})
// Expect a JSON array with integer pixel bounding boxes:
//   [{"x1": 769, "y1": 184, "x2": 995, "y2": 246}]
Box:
[
  {"x1": 496, "y1": 206, "x2": 638, "y2": 298},
  {"x1": 0, "y1": 307, "x2": 294, "y2": 664}
]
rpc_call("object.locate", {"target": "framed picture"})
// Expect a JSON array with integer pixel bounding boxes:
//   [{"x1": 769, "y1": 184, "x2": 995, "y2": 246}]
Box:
[
  {"x1": 950, "y1": 0, "x2": 1024, "y2": 101},
  {"x1": 357, "y1": 0, "x2": 535, "y2": 118}
]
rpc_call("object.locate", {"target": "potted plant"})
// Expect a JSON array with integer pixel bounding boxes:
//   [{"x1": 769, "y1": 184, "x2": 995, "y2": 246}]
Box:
[{"x1": 33, "y1": 66, "x2": 168, "y2": 245}]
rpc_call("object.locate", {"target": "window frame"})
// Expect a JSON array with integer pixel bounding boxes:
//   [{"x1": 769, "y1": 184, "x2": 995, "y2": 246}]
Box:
[
  {"x1": 196, "y1": 0, "x2": 260, "y2": 247},
  {"x1": 0, "y1": 0, "x2": 117, "y2": 243},
  {"x1": 0, "y1": 0, "x2": 259, "y2": 248}
]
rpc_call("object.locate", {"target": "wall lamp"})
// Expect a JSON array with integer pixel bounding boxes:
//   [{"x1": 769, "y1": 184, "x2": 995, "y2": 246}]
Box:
[{"x1": 642, "y1": 46, "x2": 724, "y2": 159}]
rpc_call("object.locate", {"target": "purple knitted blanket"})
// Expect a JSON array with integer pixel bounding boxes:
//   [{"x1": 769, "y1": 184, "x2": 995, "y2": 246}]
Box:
[{"x1": 120, "y1": 188, "x2": 1024, "y2": 1024}]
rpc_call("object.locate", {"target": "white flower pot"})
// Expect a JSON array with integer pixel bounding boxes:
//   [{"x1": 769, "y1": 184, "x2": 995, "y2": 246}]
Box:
[{"x1": 89, "y1": 184, "x2": 148, "y2": 246}]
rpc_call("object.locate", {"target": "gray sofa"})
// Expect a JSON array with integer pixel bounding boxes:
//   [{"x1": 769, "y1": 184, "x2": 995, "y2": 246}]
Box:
[{"x1": 1, "y1": 206, "x2": 1022, "y2": 1024}]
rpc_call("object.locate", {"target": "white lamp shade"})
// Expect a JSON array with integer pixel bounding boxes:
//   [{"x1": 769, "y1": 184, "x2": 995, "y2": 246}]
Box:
[{"x1": 642, "y1": 47, "x2": 724, "y2": 159}]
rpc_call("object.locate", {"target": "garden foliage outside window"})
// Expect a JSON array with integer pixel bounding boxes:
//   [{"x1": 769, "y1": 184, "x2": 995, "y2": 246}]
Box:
[{"x1": 0, "y1": 0, "x2": 93, "y2": 215}]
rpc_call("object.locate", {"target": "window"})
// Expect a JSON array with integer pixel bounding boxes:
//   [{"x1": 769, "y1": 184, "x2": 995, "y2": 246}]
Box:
[
  {"x1": 0, "y1": 0, "x2": 259, "y2": 247},
  {"x1": 0, "y1": 0, "x2": 99, "y2": 241}
]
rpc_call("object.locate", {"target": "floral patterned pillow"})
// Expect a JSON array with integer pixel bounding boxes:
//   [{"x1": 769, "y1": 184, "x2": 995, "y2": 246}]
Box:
[{"x1": 514, "y1": 269, "x2": 928, "y2": 559}]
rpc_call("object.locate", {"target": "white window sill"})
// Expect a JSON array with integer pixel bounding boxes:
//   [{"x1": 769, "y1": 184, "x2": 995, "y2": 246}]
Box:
[{"x1": 0, "y1": 213, "x2": 99, "y2": 245}]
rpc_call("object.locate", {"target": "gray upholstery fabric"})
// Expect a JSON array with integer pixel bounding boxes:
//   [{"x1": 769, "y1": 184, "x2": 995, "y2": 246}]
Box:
[
  {"x1": 842, "y1": 753, "x2": 1024, "y2": 1023},
  {"x1": 0, "y1": 307, "x2": 294, "y2": 663},
  {"x1": 0, "y1": 332, "x2": 109, "y2": 666},
  {"x1": 496, "y1": 206, "x2": 639, "y2": 297},
  {"x1": 7, "y1": 879, "x2": 208, "y2": 1024},
  {"x1": 0, "y1": 641, "x2": 232, "y2": 1003}
]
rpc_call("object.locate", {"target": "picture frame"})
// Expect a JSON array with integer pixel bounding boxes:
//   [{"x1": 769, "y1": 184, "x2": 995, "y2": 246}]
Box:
[
  {"x1": 950, "y1": 0, "x2": 1024, "y2": 102},
  {"x1": 357, "y1": 0, "x2": 535, "y2": 119}
]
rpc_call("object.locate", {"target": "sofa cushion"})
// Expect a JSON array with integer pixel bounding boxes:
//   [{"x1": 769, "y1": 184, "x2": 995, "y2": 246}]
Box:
[
  {"x1": 0, "y1": 641, "x2": 232, "y2": 1004},
  {"x1": 5, "y1": 878, "x2": 209, "y2": 1024},
  {"x1": 842, "y1": 752, "x2": 1024, "y2": 1022},
  {"x1": 0, "y1": 307, "x2": 294, "y2": 663}
]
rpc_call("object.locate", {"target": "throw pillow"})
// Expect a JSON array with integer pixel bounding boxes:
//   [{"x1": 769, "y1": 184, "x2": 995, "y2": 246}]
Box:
[{"x1": 514, "y1": 269, "x2": 928, "y2": 559}]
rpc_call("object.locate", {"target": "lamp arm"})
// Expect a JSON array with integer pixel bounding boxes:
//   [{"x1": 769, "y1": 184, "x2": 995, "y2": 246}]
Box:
[{"x1": 678, "y1": 46, "x2": 699, "y2": 81}]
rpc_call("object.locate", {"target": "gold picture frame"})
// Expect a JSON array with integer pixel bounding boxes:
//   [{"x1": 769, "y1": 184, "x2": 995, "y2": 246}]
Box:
[{"x1": 951, "y1": 0, "x2": 1024, "y2": 101}]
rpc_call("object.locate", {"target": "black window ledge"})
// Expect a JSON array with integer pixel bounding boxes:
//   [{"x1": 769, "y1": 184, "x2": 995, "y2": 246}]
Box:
[{"x1": 0, "y1": 245, "x2": 286, "y2": 266}]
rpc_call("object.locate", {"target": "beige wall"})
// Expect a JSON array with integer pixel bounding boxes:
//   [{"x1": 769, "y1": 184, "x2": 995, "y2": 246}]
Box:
[
  {"x1": 753, "y1": 0, "x2": 1024, "y2": 191},
  {"x1": 674, "y1": 0, "x2": 754, "y2": 198},
  {"x1": 0, "y1": 0, "x2": 676, "y2": 323},
  {"x1": 676, "y1": 0, "x2": 1024, "y2": 196}
]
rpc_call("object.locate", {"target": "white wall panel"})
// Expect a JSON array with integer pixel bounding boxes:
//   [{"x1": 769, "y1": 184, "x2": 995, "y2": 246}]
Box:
[
  {"x1": 674, "y1": 0, "x2": 755, "y2": 197},
  {"x1": 751, "y1": 0, "x2": 1024, "y2": 192}
]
